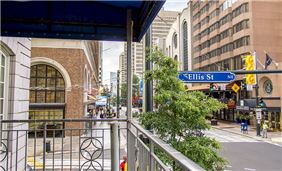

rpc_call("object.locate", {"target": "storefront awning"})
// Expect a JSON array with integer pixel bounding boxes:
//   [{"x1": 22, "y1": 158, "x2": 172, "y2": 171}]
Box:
[
  {"x1": 189, "y1": 84, "x2": 209, "y2": 91},
  {"x1": 88, "y1": 95, "x2": 96, "y2": 100},
  {"x1": 1, "y1": 1, "x2": 165, "y2": 42}
]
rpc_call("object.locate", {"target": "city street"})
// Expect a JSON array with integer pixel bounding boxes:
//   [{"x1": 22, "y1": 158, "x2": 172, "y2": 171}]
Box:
[
  {"x1": 207, "y1": 129, "x2": 282, "y2": 171},
  {"x1": 1, "y1": 0, "x2": 282, "y2": 170}
]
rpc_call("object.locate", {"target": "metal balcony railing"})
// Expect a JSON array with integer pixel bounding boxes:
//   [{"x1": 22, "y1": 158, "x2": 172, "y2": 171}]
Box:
[{"x1": 0, "y1": 119, "x2": 205, "y2": 171}]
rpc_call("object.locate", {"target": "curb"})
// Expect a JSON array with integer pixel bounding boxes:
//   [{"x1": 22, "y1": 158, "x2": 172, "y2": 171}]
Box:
[{"x1": 211, "y1": 126, "x2": 282, "y2": 147}]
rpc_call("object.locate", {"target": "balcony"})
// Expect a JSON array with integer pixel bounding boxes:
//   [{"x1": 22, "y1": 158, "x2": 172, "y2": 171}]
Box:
[{"x1": 0, "y1": 119, "x2": 204, "y2": 171}]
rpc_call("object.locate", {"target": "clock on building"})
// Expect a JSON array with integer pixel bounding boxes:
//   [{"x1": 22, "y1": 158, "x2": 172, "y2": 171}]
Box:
[{"x1": 263, "y1": 79, "x2": 273, "y2": 94}]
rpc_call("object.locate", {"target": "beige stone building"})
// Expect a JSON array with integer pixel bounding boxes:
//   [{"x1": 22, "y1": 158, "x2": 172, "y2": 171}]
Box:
[
  {"x1": 122, "y1": 9, "x2": 179, "y2": 82},
  {"x1": 191, "y1": 0, "x2": 282, "y2": 130}
]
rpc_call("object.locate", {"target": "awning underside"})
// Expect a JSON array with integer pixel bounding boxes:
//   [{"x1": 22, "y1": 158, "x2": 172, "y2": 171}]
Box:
[{"x1": 1, "y1": 1, "x2": 165, "y2": 42}]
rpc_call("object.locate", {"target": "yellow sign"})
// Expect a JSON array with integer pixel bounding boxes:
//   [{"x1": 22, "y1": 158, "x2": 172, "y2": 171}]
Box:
[{"x1": 232, "y1": 83, "x2": 240, "y2": 93}]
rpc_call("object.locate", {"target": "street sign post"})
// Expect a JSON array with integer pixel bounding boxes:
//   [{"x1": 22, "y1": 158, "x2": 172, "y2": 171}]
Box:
[
  {"x1": 255, "y1": 108, "x2": 262, "y2": 136},
  {"x1": 255, "y1": 108, "x2": 262, "y2": 120},
  {"x1": 247, "y1": 84, "x2": 253, "y2": 91},
  {"x1": 220, "y1": 84, "x2": 226, "y2": 91},
  {"x1": 178, "y1": 72, "x2": 235, "y2": 83}
]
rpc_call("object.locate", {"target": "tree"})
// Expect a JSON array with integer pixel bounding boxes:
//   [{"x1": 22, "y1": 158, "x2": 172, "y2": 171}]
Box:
[
  {"x1": 111, "y1": 95, "x2": 117, "y2": 106},
  {"x1": 139, "y1": 48, "x2": 227, "y2": 170},
  {"x1": 120, "y1": 74, "x2": 140, "y2": 105}
]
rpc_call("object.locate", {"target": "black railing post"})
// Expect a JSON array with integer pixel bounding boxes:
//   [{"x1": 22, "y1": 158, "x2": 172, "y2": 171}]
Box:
[{"x1": 43, "y1": 122, "x2": 47, "y2": 171}]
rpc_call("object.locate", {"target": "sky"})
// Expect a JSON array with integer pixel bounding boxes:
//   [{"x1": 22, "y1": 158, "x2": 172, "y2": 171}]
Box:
[{"x1": 102, "y1": 0, "x2": 188, "y2": 85}]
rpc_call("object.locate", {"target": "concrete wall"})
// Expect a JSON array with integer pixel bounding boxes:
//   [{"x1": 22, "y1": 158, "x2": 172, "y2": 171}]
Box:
[{"x1": 1, "y1": 37, "x2": 31, "y2": 171}]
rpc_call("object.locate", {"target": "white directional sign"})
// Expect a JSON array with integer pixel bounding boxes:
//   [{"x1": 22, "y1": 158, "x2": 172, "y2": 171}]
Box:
[
  {"x1": 178, "y1": 72, "x2": 235, "y2": 83},
  {"x1": 255, "y1": 108, "x2": 262, "y2": 120},
  {"x1": 247, "y1": 84, "x2": 253, "y2": 91}
]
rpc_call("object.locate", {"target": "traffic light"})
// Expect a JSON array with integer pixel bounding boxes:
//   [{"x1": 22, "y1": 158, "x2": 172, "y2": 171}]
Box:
[
  {"x1": 245, "y1": 55, "x2": 255, "y2": 70},
  {"x1": 246, "y1": 74, "x2": 256, "y2": 85},
  {"x1": 244, "y1": 54, "x2": 256, "y2": 85},
  {"x1": 258, "y1": 98, "x2": 266, "y2": 108},
  {"x1": 210, "y1": 83, "x2": 215, "y2": 92},
  {"x1": 241, "y1": 82, "x2": 247, "y2": 90}
]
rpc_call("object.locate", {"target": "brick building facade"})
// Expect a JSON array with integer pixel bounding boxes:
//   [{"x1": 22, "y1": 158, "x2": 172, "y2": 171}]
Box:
[{"x1": 30, "y1": 39, "x2": 100, "y2": 130}]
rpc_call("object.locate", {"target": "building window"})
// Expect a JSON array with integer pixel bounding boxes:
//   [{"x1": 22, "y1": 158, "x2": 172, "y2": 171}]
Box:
[
  {"x1": 219, "y1": 28, "x2": 232, "y2": 41},
  {"x1": 221, "y1": 43, "x2": 233, "y2": 54},
  {"x1": 233, "y1": 55, "x2": 244, "y2": 70},
  {"x1": 173, "y1": 33, "x2": 177, "y2": 48},
  {"x1": 220, "y1": 0, "x2": 239, "y2": 12},
  {"x1": 233, "y1": 19, "x2": 249, "y2": 34},
  {"x1": 193, "y1": 12, "x2": 200, "y2": 20},
  {"x1": 233, "y1": 36, "x2": 250, "y2": 49},
  {"x1": 30, "y1": 64, "x2": 65, "y2": 103},
  {"x1": 210, "y1": 9, "x2": 219, "y2": 20},
  {"x1": 210, "y1": 35, "x2": 220, "y2": 45},
  {"x1": 0, "y1": 51, "x2": 9, "y2": 143},
  {"x1": 200, "y1": 16, "x2": 209, "y2": 26},
  {"x1": 0, "y1": 52, "x2": 8, "y2": 120},
  {"x1": 209, "y1": 22, "x2": 219, "y2": 33},
  {"x1": 29, "y1": 64, "x2": 65, "y2": 136},
  {"x1": 232, "y1": 3, "x2": 249, "y2": 19},
  {"x1": 174, "y1": 55, "x2": 178, "y2": 61},
  {"x1": 219, "y1": 14, "x2": 232, "y2": 27},
  {"x1": 200, "y1": 4, "x2": 209, "y2": 15},
  {"x1": 183, "y1": 21, "x2": 188, "y2": 71}
]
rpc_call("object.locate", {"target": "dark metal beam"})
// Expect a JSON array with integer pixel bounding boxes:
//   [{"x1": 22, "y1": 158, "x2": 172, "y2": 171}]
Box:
[
  {"x1": 179, "y1": 70, "x2": 282, "y2": 75},
  {"x1": 230, "y1": 70, "x2": 282, "y2": 75}
]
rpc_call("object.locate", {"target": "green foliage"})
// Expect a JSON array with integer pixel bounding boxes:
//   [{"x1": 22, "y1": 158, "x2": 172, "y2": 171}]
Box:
[
  {"x1": 120, "y1": 74, "x2": 140, "y2": 104},
  {"x1": 111, "y1": 96, "x2": 117, "y2": 106},
  {"x1": 140, "y1": 48, "x2": 227, "y2": 170}
]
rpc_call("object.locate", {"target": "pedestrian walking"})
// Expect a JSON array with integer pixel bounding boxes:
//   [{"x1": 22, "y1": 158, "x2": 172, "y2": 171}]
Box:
[
  {"x1": 92, "y1": 113, "x2": 97, "y2": 125},
  {"x1": 262, "y1": 121, "x2": 268, "y2": 138},
  {"x1": 120, "y1": 156, "x2": 127, "y2": 171}
]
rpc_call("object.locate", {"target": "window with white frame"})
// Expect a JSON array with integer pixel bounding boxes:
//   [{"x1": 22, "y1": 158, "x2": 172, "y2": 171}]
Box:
[{"x1": 0, "y1": 51, "x2": 9, "y2": 147}]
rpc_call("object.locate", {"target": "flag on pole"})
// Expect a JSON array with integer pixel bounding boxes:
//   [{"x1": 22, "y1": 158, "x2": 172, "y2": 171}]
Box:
[{"x1": 265, "y1": 53, "x2": 273, "y2": 70}]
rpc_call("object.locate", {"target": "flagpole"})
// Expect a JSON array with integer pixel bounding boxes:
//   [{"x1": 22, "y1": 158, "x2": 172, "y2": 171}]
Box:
[{"x1": 253, "y1": 51, "x2": 261, "y2": 136}]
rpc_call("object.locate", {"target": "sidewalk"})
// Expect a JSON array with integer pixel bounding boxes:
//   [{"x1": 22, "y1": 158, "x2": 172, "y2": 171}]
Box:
[{"x1": 211, "y1": 121, "x2": 282, "y2": 146}]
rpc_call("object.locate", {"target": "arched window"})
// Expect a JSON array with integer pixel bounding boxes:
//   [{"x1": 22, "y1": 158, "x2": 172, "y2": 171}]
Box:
[
  {"x1": 174, "y1": 55, "x2": 178, "y2": 61},
  {"x1": 30, "y1": 64, "x2": 65, "y2": 103},
  {"x1": 173, "y1": 33, "x2": 178, "y2": 48},
  {"x1": 0, "y1": 51, "x2": 9, "y2": 120},
  {"x1": 29, "y1": 64, "x2": 65, "y2": 134},
  {"x1": 183, "y1": 21, "x2": 188, "y2": 71}
]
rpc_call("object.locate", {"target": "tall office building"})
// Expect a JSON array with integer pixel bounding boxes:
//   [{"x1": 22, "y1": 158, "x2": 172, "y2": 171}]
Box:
[
  {"x1": 191, "y1": 0, "x2": 282, "y2": 129},
  {"x1": 119, "y1": 52, "x2": 126, "y2": 83},
  {"x1": 123, "y1": 9, "x2": 179, "y2": 80},
  {"x1": 152, "y1": 9, "x2": 180, "y2": 46},
  {"x1": 110, "y1": 72, "x2": 117, "y2": 96}
]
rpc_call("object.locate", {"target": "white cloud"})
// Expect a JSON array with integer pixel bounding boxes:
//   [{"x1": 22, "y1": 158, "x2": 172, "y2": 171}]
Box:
[
  {"x1": 102, "y1": 41, "x2": 124, "y2": 85},
  {"x1": 163, "y1": 0, "x2": 188, "y2": 12}
]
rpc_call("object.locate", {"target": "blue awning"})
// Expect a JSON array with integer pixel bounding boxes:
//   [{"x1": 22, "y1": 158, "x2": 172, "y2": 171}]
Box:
[{"x1": 1, "y1": 1, "x2": 165, "y2": 42}]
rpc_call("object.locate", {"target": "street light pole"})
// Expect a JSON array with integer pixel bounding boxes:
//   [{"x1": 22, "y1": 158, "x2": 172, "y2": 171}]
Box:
[
  {"x1": 145, "y1": 26, "x2": 153, "y2": 112},
  {"x1": 254, "y1": 51, "x2": 261, "y2": 136}
]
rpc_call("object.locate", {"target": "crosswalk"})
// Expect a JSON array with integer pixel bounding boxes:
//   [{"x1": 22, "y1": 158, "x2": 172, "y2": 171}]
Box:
[{"x1": 205, "y1": 129, "x2": 259, "y2": 143}]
